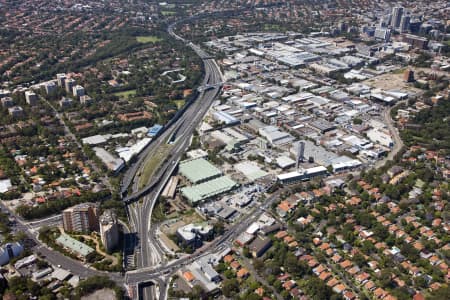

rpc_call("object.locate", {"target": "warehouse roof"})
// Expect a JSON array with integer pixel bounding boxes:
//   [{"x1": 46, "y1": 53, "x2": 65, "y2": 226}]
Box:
[
  {"x1": 181, "y1": 176, "x2": 238, "y2": 204},
  {"x1": 234, "y1": 162, "x2": 268, "y2": 181},
  {"x1": 179, "y1": 158, "x2": 222, "y2": 184}
]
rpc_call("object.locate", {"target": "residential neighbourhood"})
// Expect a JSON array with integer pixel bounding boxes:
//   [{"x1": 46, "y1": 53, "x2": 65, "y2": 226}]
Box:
[{"x1": 0, "y1": 0, "x2": 449, "y2": 299}]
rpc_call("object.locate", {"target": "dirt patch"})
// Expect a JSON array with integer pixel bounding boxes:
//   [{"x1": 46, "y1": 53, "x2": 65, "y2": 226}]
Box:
[
  {"x1": 161, "y1": 210, "x2": 205, "y2": 235},
  {"x1": 81, "y1": 288, "x2": 116, "y2": 300},
  {"x1": 363, "y1": 71, "x2": 422, "y2": 94},
  {"x1": 159, "y1": 232, "x2": 180, "y2": 252}
]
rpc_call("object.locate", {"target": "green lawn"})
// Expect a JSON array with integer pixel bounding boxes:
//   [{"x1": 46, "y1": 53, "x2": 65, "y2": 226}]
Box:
[
  {"x1": 138, "y1": 144, "x2": 173, "y2": 189},
  {"x1": 161, "y1": 11, "x2": 176, "y2": 16},
  {"x1": 136, "y1": 36, "x2": 162, "y2": 43},
  {"x1": 174, "y1": 99, "x2": 185, "y2": 109},
  {"x1": 113, "y1": 89, "x2": 136, "y2": 98}
]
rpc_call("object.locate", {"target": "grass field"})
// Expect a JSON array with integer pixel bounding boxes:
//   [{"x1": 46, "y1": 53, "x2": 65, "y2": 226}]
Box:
[
  {"x1": 136, "y1": 36, "x2": 162, "y2": 43},
  {"x1": 113, "y1": 89, "x2": 136, "y2": 98},
  {"x1": 161, "y1": 11, "x2": 176, "y2": 16},
  {"x1": 138, "y1": 144, "x2": 173, "y2": 189},
  {"x1": 173, "y1": 99, "x2": 185, "y2": 109}
]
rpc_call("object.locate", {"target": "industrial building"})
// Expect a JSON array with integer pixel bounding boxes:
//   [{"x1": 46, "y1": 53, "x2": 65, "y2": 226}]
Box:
[
  {"x1": 148, "y1": 124, "x2": 163, "y2": 137},
  {"x1": 179, "y1": 158, "x2": 222, "y2": 184},
  {"x1": 277, "y1": 166, "x2": 328, "y2": 184},
  {"x1": 181, "y1": 176, "x2": 238, "y2": 204},
  {"x1": 259, "y1": 125, "x2": 294, "y2": 146},
  {"x1": 176, "y1": 223, "x2": 214, "y2": 248},
  {"x1": 213, "y1": 111, "x2": 240, "y2": 125},
  {"x1": 234, "y1": 162, "x2": 268, "y2": 181},
  {"x1": 93, "y1": 147, "x2": 124, "y2": 173}
]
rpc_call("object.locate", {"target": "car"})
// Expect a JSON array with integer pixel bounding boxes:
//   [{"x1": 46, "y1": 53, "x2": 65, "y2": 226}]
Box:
[{"x1": 57, "y1": 264, "x2": 61, "y2": 268}]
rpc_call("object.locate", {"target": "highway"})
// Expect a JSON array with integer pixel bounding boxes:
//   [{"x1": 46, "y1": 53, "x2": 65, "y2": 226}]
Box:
[{"x1": 121, "y1": 18, "x2": 224, "y2": 299}]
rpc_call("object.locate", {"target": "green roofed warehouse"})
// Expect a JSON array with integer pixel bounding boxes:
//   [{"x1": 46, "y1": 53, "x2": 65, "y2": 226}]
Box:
[
  {"x1": 181, "y1": 176, "x2": 238, "y2": 204},
  {"x1": 179, "y1": 158, "x2": 222, "y2": 184}
]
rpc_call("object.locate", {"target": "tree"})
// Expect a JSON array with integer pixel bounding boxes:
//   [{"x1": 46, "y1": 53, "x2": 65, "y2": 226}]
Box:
[
  {"x1": 353, "y1": 253, "x2": 366, "y2": 268},
  {"x1": 303, "y1": 277, "x2": 333, "y2": 300},
  {"x1": 222, "y1": 278, "x2": 239, "y2": 297},
  {"x1": 253, "y1": 258, "x2": 264, "y2": 272}
]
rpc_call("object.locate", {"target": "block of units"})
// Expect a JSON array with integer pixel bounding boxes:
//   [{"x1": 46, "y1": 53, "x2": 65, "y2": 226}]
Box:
[
  {"x1": 25, "y1": 91, "x2": 38, "y2": 106},
  {"x1": 179, "y1": 158, "x2": 222, "y2": 184}
]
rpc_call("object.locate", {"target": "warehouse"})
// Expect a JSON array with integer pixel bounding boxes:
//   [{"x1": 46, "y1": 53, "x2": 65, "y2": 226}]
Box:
[
  {"x1": 213, "y1": 111, "x2": 240, "y2": 125},
  {"x1": 181, "y1": 176, "x2": 238, "y2": 205},
  {"x1": 179, "y1": 158, "x2": 222, "y2": 184},
  {"x1": 277, "y1": 166, "x2": 328, "y2": 184},
  {"x1": 234, "y1": 162, "x2": 268, "y2": 181},
  {"x1": 259, "y1": 126, "x2": 294, "y2": 146}
]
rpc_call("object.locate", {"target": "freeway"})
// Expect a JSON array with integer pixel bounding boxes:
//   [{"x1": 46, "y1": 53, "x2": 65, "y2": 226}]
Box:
[
  {"x1": 130, "y1": 59, "x2": 223, "y2": 299},
  {"x1": 122, "y1": 18, "x2": 224, "y2": 299}
]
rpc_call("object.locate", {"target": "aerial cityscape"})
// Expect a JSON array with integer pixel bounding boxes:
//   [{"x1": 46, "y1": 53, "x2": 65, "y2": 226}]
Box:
[{"x1": 0, "y1": 0, "x2": 449, "y2": 299}]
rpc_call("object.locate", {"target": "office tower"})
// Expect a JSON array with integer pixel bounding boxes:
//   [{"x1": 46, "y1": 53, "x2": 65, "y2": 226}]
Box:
[
  {"x1": 391, "y1": 6, "x2": 404, "y2": 29},
  {"x1": 403, "y1": 69, "x2": 415, "y2": 83},
  {"x1": 99, "y1": 210, "x2": 119, "y2": 252},
  {"x1": 400, "y1": 15, "x2": 410, "y2": 33},
  {"x1": 374, "y1": 28, "x2": 391, "y2": 42},
  {"x1": 62, "y1": 203, "x2": 99, "y2": 233}
]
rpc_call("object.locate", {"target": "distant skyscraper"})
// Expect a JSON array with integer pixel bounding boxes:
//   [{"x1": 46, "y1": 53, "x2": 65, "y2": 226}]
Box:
[
  {"x1": 403, "y1": 69, "x2": 415, "y2": 83},
  {"x1": 400, "y1": 15, "x2": 410, "y2": 33},
  {"x1": 374, "y1": 28, "x2": 391, "y2": 42},
  {"x1": 391, "y1": 6, "x2": 404, "y2": 29}
]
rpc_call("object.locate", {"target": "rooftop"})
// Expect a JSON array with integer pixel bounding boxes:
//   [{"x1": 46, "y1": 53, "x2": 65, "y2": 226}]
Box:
[
  {"x1": 56, "y1": 233, "x2": 94, "y2": 257},
  {"x1": 181, "y1": 176, "x2": 238, "y2": 204},
  {"x1": 179, "y1": 158, "x2": 222, "y2": 184}
]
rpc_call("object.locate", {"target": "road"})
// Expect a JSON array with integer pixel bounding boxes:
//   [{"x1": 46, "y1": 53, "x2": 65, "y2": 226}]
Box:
[
  {"x1": 41, "y1": 96, "x2": 112, "y2": 190},
  {"x1": 374, "y1": 102, "x2": 405, "y2": 169},
  {"x1": 0, "y1": 202, "x2": 124, "y2": 284},
  {"x1": 126, "y1": 188, "x2": 284, "y2": 285},
  {"x1": 119, "y1": 19, "x2": 224, "y2": 299}
]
